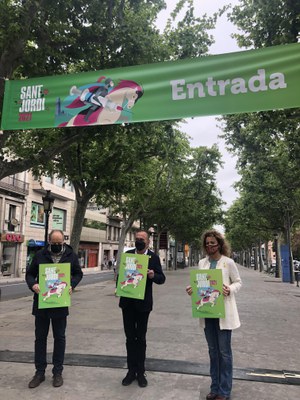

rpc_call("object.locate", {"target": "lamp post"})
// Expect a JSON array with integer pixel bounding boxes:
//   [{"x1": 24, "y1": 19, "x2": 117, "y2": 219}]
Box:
[
  {"x1": 42, "y1": 190, "x2": 55, "y2": 248},
  {"x1": 273, "y1": 233, "x2": 280, "y2": 278}
]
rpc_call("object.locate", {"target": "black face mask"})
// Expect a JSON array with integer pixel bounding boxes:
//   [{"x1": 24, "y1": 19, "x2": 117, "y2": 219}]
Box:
[
  {"x1": 135, "y1": 240, "x2": 146, "y2": 251},
  {"x1": 50, "y1": 244, "x2": 63, "y2": 254}
]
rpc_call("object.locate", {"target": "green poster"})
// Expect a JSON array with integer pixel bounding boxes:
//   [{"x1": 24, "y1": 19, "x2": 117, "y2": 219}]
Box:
[
  {"x1": 38, "y1": 263, "x2": 71, "y2": 309},
  {"x1": 116, "y1": 253, "x2": 149, "y2": 300},
  {"x1": 1, "y1": 43, "x2": 300, "y2": 131},
  {"x1": 190, "y1": 269, "x2": 225, "y2": 319}
]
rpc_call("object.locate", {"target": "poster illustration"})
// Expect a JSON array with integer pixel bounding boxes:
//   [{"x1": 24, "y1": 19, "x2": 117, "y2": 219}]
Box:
[
  {"x1": 38, "y1": 263, "x2": 71, "y2": 309},
  {"x1": 190, "y1": 269, "x2": 225, "y2": 318},
  {"x1": 116, "y1": 253, "x2": 149, "y2": 300}
]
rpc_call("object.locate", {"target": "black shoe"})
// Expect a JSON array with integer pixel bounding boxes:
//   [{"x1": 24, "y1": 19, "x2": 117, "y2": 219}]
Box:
[
  {"x1": 122, "y1": 371, "x2": 136, "y2": 386},
  {"x1": 137, "y1": 372, "x2": 148, "y2": 387},
  {"x1": 28, "y1": 374, "x2": 45, "y2": 388},
  {"x1": 53, "y1": 374, "x2": 63, "y2": 387},
  {"x1": 206, "y1": 393, "x2": 218, "y2": 400}
]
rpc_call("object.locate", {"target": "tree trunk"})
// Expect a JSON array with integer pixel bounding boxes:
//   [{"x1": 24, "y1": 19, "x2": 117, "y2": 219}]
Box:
[
  {"x1": 258, "y1": 240, "x2": 264, "y2": 272},
  {"x1": 115, "y1": 211, "x2": 140, "y2": 273},
  {"x1": 70, "y1": 196, "x2": 90, "y2": 253}
]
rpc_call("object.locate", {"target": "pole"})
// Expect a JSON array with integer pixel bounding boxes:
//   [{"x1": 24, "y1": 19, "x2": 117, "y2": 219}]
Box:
[
  {"x1": 44, "y1": 210, "x2": 49, "y2": 248},
  {"x1": 275, "y1": 236, "x2": 280, "y2": 278},
  {"x1": 286, "y1": 210, "x2": 294, "y2": 284}
]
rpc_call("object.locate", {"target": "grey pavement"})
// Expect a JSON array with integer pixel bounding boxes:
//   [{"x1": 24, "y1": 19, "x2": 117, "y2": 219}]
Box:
[{"x1": 0, "y1": 265, "x2": 300, "y2": 400}]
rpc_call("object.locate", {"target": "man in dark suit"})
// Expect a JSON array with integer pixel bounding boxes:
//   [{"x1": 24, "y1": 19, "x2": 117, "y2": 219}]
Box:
[
  {"x1": 26, "y1": 230, "x2": 83, "y2": 389},
  {"x1": 119, "y1": 230, "x2": 166, "y2": 387}
]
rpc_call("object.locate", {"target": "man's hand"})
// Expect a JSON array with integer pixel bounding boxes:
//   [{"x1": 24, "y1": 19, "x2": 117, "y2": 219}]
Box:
[
  {"x1": 32, "y1": 284, "x2": 40, "y2": 294},
  {"x1": 147, "y1": 269, "x2": 154, "y2": 279},
  {"x1": 186, "y1": 285, "x2": 193, "y2": 296},
  {"x1": 69, "y1": 287, "x2": 73, "y2": 295}
]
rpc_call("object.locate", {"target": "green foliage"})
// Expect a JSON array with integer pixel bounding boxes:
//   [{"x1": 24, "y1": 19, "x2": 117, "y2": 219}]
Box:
[
  {"x1": 0, "y1": 0, "x2": 218, "y2": 179},
  {"x1": 0, "y1": 0, "x2": 224, "y2": 249},
  {"x1": 221, "y1": 0, "x2": 300, "y2": 251},
  {"x1": 228, "y1": 0, "x2": 300, "y2": 48},
  {"x1": 83, "y1": 218, "x2": 106, "y2": 230}
]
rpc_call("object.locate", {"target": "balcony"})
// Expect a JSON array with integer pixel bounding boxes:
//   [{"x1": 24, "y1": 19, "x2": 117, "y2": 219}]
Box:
[{"x1": 0, "y1": 176, "x2": 29, "y2": 196}]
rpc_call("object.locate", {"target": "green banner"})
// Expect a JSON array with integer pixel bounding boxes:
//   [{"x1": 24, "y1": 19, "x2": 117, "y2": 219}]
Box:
[{"x1": 1, "y1": 43, "x2": 300, "y2": 131}]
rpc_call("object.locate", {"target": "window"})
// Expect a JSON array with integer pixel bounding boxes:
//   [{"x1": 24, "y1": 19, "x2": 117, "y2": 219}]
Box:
[
  {"x1": 52, "y1": 208, "x2": 66, "y2": 231},
  {"x1": 30, "y1": 202, "x2": 45, "y2": 226},
  {"x1": 55, "y1": 177, "x2": 64, "y2": 188},
  {"x1": 44, "y1": 176, "x2": 53, "y2": 183}
]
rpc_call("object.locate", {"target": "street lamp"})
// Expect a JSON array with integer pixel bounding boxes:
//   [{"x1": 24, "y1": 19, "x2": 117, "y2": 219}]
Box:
[
  {"x1": 273, "y1": 233, "x2": 280, "y2": 278},
  {"x1": 42, "y1": 190, "x2": 55, "y2": 248}
]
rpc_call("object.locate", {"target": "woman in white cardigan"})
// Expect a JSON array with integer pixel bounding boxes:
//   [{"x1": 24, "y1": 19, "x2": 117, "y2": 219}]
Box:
[{"x1": 186, "y1": 230, "x2": 242, "y2": 400}]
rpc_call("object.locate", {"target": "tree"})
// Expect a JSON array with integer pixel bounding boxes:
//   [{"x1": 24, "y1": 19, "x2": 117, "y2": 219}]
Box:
[
  {"x1": 0, "y1": 0, "x2": 217, "y2": 179},
  {"x1": 222, "y1": 0, "x2": 300, "y2": 280}
]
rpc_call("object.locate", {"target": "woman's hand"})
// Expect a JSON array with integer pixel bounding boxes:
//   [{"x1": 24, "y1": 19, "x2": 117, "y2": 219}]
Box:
[
  {"x1": 222, "y1": 284, "x2": 231, "y2": 297},
  {"x1": 186, "y1": 285, "x2": 193, "y2": 296}
]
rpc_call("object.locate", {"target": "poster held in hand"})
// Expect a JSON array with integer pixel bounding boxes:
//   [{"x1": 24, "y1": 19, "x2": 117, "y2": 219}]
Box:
[
  {"x1": 190, "y1": 269, "x2": 225, "y2": 318},
  {"x1": 38, "y1": 263, "x2": 71, "y2": 309},
  {"x1": 116, "y1": 253, "x2": 149, "y2": 300}
]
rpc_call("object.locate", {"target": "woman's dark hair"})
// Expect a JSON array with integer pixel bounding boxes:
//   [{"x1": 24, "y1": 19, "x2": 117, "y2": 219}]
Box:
[{"x1": 201, "y1": 229, "x2": 231, "y2": 257}]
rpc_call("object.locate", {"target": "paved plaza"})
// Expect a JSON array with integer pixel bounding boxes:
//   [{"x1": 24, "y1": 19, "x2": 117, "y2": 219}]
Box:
[{"x1": 0, "y1": 265, "x2": 299, "y2": 399}]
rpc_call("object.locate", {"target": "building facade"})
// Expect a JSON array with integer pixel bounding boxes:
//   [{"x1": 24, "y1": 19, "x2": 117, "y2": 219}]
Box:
[{"x1": 0, "y1": 172, "x2": 148, "y2": 278}]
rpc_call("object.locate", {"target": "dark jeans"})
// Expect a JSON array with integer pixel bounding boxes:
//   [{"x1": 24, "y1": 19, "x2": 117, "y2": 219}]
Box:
[
  {"x1": 204, "y1": 318, "x2": 232, "y2": 397},
  {"x1": 122, "y1": 307, "x2": 150, "y2": 374},
  {"x1": 34, "y1": 315, "x2": 67, "y2": 376}
]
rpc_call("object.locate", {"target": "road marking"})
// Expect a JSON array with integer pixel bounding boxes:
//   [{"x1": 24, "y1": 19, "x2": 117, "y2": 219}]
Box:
[{"x1": 247, "y1": 372, "x2": 300, "y2": 379}]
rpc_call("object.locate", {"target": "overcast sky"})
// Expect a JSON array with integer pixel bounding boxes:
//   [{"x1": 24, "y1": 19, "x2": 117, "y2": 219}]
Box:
[{"x1": 156, "y1": 0, "x2": 242, "y2": 210}]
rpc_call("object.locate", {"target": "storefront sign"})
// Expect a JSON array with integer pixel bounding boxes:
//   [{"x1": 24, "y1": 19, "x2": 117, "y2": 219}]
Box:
[
  {"x1": 27, "y1": 239, "x2": 45, "y2": 247},
  {"x1": 1, "y1": 233, "x2": 24, "y2": 243}
]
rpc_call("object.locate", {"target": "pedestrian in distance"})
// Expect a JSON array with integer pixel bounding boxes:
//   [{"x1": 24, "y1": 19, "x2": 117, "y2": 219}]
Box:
[
  {"x1": 119, "y1": 230, "x2": 166, "y2": 388},
  {"x1": 186, "y1": 229, "x2": 242, "y2": 400},
  {"x1": 26, "y1": 229, "x2": 83, "y2": 389}
]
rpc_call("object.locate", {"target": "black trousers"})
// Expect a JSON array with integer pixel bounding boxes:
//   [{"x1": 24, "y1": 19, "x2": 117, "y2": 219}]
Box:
[
  {"x1": 34, "y1": 315, "x2": 67, "y2": 376},
  {"x1": 122, "y1": 307, "x2": 150, "y2": 374}
]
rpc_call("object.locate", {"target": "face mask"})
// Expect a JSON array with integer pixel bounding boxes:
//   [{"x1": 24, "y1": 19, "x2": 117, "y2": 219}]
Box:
[
  {"x1": 50, "y1": 244, "x2": 63, "y2": 254},
  {"x1": 206, "y1": 244, "x2": 219, "y2": 255},
  {"x1": 135, "y1": 240, "x2": 146, "y2": 251}
]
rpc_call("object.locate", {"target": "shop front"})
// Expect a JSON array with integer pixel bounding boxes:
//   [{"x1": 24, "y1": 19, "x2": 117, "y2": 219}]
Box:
[
  {"x1": 26, "y1": 239, "x2": 45, "y2": 271},
  {"x1": 1, "y1": 233, "x2": 24, "y2": 277},
  {"x1": 78, "y1": 242, "x2": 99, "y2": 268}
]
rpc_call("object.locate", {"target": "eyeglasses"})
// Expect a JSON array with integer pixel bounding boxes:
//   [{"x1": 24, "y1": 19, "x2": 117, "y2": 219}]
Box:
[{"x1": 205, "y1": 243, "x2": 218, "y2": 247}]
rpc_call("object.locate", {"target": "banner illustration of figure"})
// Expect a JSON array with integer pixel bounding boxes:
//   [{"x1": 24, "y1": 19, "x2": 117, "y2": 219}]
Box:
[{"x1": 56, "y1": 76, "x2": 143, "y2": 127}]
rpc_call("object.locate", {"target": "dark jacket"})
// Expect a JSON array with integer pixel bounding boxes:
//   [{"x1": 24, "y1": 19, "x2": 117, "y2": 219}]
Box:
[
  {"x1": 119, "y1": 249, "x2": 166, "y2": 312},
  {"x1": 25, "y1": 244, "x2": 83, "y2": 318}
]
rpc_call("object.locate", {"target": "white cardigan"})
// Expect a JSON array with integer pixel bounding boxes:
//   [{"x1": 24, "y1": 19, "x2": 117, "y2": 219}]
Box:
[{"x1": 198, "y1": 255, "x2": 242, "y2": 330}]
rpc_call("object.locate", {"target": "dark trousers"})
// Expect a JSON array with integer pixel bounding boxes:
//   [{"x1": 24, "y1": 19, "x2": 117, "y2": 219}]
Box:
[
  {"x1": 122, "y1": 308, "x2": 150, "y2": 374},
  {"x1": 34, "y1": 316, "x2": 67, "y2": 376}
]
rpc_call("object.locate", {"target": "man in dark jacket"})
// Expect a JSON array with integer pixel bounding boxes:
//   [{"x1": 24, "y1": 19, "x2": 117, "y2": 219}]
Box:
[
  {"x1": 119, "y1": 230, "x2": 166, "y2": 388},
  {"x1": 26, "y1": 229, "x2": 83, "y2": 389}
]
